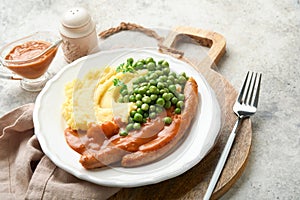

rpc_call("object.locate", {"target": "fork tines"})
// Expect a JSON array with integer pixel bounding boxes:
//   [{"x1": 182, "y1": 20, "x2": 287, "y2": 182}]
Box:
[{"x1": 239, "y1": 71, "x2": 262, "y2": 107}]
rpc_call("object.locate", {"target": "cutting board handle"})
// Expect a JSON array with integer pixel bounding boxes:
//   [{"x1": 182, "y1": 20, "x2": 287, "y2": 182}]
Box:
[
  {"x1": 98, "y1": 23, "x2": 226, "y2": 69},
  {"x1": 162, "y1": 26, "x2": 226, "y2": 68}
]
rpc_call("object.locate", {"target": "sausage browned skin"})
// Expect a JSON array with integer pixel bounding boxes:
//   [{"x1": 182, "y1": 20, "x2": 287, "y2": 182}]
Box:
[
  {"x1": 79, "y1": 115, "x2": 165, "y2": 169},
  {"x1": 121, "y1": 77, "x2": 199, "y2": 167},
  {"x1": 64, "y1": 121, "x2": 119, "y2": 153},
  {"x1": 80, "y1": 146, "x2": 127, "y2": 169},
  {"x1": 64, "y1": 121, "x2": 119, "y2": 169}
]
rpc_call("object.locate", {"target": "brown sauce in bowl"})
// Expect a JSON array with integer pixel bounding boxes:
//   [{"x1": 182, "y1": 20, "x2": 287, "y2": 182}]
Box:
[{"x1": 5, "y1": 41, "x2": 57, "y2": 79}]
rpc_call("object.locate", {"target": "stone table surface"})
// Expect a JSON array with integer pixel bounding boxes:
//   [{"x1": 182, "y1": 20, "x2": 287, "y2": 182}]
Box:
[{"x1": 0, "y1": 0, "x2": 299, "y2": 199}]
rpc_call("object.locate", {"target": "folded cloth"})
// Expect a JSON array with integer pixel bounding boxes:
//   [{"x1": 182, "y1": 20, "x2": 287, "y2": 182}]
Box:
[{"x1": 0, "y1": 104, "x2": 120, "y2": 200}]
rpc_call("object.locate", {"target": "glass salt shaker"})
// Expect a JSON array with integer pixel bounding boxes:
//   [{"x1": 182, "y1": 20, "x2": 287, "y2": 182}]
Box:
[{"x1": 59, "y1": 7, "x2": 98, "y2": 63}]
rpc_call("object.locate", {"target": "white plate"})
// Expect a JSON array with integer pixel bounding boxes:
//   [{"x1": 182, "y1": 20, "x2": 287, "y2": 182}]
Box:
[{"x1": 33, "y1": 48, "x2": 221, "y2": 187}]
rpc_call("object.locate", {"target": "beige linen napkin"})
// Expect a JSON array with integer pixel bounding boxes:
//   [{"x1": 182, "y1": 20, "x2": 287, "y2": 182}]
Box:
[{"x1": 0, "y1": 104, "x2": 120, "y2": 200}]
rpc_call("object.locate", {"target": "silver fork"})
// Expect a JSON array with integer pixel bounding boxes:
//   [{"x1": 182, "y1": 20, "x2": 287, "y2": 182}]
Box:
[{"x1": 203, "y1": 71, "x2": 262, "y2": 200}]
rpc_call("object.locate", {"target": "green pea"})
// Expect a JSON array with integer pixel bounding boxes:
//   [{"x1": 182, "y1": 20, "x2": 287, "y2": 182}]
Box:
[
  {"x1": 119, "y1": 130, "x2": 128, "y2": 136},
  {"x1": 177, "y1": 100, "x2": 184, "y2": 108},
  {"x1": 178, "y1": 75, "x2": 187, "y2": 84},
  {"x1": 147, "y1": 62, "x2": 156, "y2": 71},
  {"x1": 123, "y1": 95, "x2": 129, "y2": 102},
  {"x1": 162, "y1": 92, "x2": 174, "y2": 101},
  {"x1": 135, "y1": 93, "x2": 142, "y2": 100},
  {"x1": 140, "y1": 82, "x2": 148, "y2": 87},
  {"x1": 157, "y1": 82, "x2": 164, "y2": 89},
  {"x1": 178, "y1": 93, "x2": 185, "y2": 101},
  {"x1": 156, "y1": 64, "x2": 162, "y2": 70},
  {"x1": 171, "y1": 97, "x2": 178, "y2": 105},
  {"x1": 130, "y1": 110, "x2": 137, "y2": 117},
  {"x1": 149, "y1": 79, "x2": 157, "y2": 85},
  {"x1": 168, "y1": 92, "x2": 174, "y2": 99},
  {"x1": 180, "y1": 72, "x2": 188, "y2": 79},
  {"x1": 133, "y1": 113, "x2": 143, "y2": 122},
  {"x1": 156, "y1": 71, "x2": 163, "y2": 76},
  {"x1": 136, "y1": 100, "x2": 143, "y2": 108},
  {"x1": 161, "y1": 60, "x2": 169, "y2": 67},
  {"x1": 169, "y1": 72, "x2": 177, "y2": 77},
  {"x1": 174, "y1": 108, "x2": 181, "y2": 114},
  {"x1": 149, "y1": 112, "x2": 156, "y2": 119},
  {"x1": 164, "y1": 100, "x2": 171, "y2": 109},
  {"x1": 157, "y1": 70, "x2": 164, "y2": 76},
  {"x1": 158, "y1": 60, "x2": 164, "y2": 64},
  {"x1": 149, "y1": 105, "x2": 156, "y2": 112},
  {"x1": 150, "y1": 94, "x2": 158, "y2": 101},
  {"x1": 159, "y1": 88, "x2": 169, "y2": 94},
  {"x1": 153, "y1": 87, "x2": 160, "y2": 94},
  {"x1": 141, "y1": 103, "x2": 149, "y2": 111},
  {"x1": 162, "y1": 93, "x2": 171, "y2": 101},
  {"x1": 138, "y1": 86, "x2": 147, "y2": 94},
  {"x1": 136, "y1": 61, "x2": 144, "y2": 69},
  {"x1": 151, "y1": 71, "x2": 158, "y2": 77},
  {"x1": 163, "y1": 117, "x2": 172, "y2": 125},
  {"x1": 128, "y1": 117, "x2": 134, "y2": 123},
  {"x1": 143, "y1": 112, "x2": 149, "y2": 118},
  {"x1": 129, "y1": 95, "x2": 136, "y2": 102},
  {"x1": 137, "y1": 108, "x2": 144, "y2": 115},
  {"x1": 133, "y1": 122, "x2": 141, "y2": 130},
  {"x1": 145, "y1": 57, "x2": 154, "y2": 64},
  {"x1": 166, "y1": 80, "x2": 173, "y2": 86},
  {"x1": 163, "y1": 67, "x2": 170, "y2": 75},
  {"x1": 126, "y1": 123, "x2": 134, "y2": 131},
  {"x1": 142, "y1": 96, "x2": 151, "y2": 104},
  {"x1": 156, "y1": 98, "x2": 165, "y2": 106},
  {"x1": 168, "y1": 75, "x2": 175, "y2": 83},
  {"x1": 160, "y1": 75, "x2": 168, "y2": 82},
  {"x1": 133, "y1": 87, "x2": 139, "y2": 94},
  {"x1": 146, "y1": 90, "x2": 151, "y2": 96},
  {"x1": 156, "y1": 106, "x2": 163, "y2": 113},
  {"x1": 168, "y1": 84, "x2": 176, "y2": 92},
  {"x1": 138, "y1": 59, "x2": 146, "y2": 64},
  {"x1": 149, "y1": 85, "x2": 157, "y2": 93}
]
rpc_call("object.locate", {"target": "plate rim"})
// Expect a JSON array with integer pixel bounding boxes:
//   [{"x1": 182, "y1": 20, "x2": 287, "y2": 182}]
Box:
[{"x1": 33, "y1": 48, "x2": 221, "y2": 187}]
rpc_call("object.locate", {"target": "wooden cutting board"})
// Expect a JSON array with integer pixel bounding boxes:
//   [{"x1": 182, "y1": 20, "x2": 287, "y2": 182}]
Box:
[{"x1": 100, "y1": 25, "x2": 252, "y2": 200}]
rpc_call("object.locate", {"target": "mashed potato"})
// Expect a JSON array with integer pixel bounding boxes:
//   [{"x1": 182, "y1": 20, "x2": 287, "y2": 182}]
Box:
[{"x1": 62, "y1": 66, "x2": 136, "y2": 130}]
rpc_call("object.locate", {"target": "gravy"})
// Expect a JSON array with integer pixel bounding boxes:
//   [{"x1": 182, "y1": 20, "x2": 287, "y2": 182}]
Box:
[{"x1": 5, "y1": 40, "x2": 57, "y2": 79}]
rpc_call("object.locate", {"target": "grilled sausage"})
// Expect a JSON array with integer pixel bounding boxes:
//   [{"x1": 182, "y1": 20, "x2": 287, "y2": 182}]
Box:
[
  {"x1": 64, "y1": 121, "x2": 120, "y2": 169},
  {"x1": 121, "y1": 77, "x2": 199, "y2": 167},
  {"x1": 79, "y1": 115, "x2": 165, "y2": 169}
]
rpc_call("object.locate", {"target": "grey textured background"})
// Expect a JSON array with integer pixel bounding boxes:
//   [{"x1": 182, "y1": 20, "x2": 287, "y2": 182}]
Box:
[{"x1": 0, "y1": 0, "x2": 299, "y2": 199}]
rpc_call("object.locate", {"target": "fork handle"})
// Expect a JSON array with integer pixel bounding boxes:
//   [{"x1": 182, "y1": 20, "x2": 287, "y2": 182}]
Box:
[{"x1": 203, "y1": 118, "x2": 242, "y2": 200}]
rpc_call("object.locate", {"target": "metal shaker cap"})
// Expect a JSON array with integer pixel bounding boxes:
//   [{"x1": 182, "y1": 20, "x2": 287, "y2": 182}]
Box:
[{"x1": 59, "y1": 7, "x2": 95, "y2": 38}]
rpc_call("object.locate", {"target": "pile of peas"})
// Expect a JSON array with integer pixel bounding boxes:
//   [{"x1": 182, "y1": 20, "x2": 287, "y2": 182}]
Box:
[{"x1": 117, "y1": 57, "x2": 188, "y2": 136}]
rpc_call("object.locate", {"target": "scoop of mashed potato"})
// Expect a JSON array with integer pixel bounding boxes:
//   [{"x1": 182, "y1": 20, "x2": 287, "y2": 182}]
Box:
[{"x1": 62, "y1": 66, "x2": 135, "y2": 130}]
